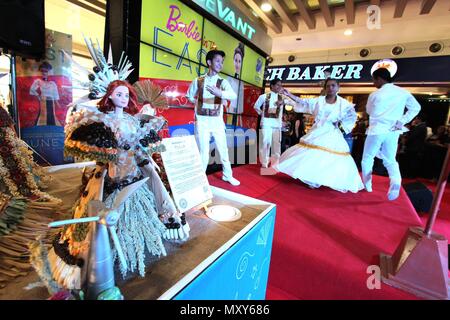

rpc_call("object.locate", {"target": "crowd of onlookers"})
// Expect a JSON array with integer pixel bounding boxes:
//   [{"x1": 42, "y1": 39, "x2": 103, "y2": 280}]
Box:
[
  {"x1": 281, "y1": 112, "x2": 306, "y2": 153},
  {"x1": 399, "y1": 116, "x2": 449, "y2": 180},
  {"x1": 281, "y1": 110, "x2": 450, "y2": 180}
]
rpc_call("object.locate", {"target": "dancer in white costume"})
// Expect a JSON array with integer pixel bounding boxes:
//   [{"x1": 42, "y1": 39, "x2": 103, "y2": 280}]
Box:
[
  {"x1": 186, "y1": 50, "x2": 240, "y2": 186},
  {"x1": 361, "y1": 68, "x2": 421, "y2": 200},
  {"x1": 275, "y1": 79, "x2": 364, "y2": 193},
  {"x1": 254, "y1": 79, "x2": 291, "y2": 169}
]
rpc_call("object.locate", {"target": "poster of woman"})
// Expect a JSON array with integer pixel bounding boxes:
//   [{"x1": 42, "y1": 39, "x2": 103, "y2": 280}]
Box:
[{"x1": 226, "y1": 42, "x2": 245, "y2": 127}]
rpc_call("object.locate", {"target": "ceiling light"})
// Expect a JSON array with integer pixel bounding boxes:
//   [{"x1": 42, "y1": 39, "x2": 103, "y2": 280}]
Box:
[
  {"x1": 391, "y1": 45, "x2": 404, "y2": 56},
  {"x1": 344, "y1": 29, "x2": 353, "y2": 36},
  {"x1": 261, "y1": 3, "x2": 272, "y2": 12},
  {"x1": 359, "y1": 48, "x2": 370, "y2": 57},
  {"x1": 429, "y1": 42, "x2": 443, "y2": 53}
]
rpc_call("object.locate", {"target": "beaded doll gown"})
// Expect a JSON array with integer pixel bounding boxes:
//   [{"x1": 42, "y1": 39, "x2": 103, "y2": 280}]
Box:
[{"x1": 32, "y1": 100, "x2": 178, "y2": 291}]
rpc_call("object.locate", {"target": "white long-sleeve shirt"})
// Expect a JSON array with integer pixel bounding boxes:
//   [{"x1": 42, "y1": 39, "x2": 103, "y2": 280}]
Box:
[
  {"x1": 365, "y1": 83, "x2": 421, "y2": 136},
  {"x1": 254, "y1": 92, "x2": 294, "y2": 128},
  {"x1": 29, "y1": 79, "x2": 60, "y2": 100},
  {"x1": 186, "y1": 73, "x2": 236, "y2": 129},
  {"x1": 292, "y1": 95, "x2": 357, "y2": 134}
]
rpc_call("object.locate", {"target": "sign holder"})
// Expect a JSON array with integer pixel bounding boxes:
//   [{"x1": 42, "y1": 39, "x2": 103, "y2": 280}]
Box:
[
  {"x1": 160, "y1": 135, "x2": 213, "y2": 215},
  {"x1": 183, "y1": 199, "x2": 212, "y2": 216}
]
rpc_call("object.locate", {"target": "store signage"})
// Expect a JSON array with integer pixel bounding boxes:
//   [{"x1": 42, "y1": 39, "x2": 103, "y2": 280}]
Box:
[
  {"x1": 197, "y1": 0, "x2": 255, "y2": 40},
  {"x1": 191, "y1": 0, "x2": 272, "y2": 54},
  {"x1": 267, "y1": 64, "x2": 364, "y2": 82},
  {"x1": 193, "y1": 0, "x2": 255, "y2": 39},
  {"x1": 371, "y1": 59, "x2": 398, "y2": 77},
  {"x1": 160, "y1": 135, "x2": 213, "y2": 213},
  {"x1": 267, "y1": 56, "x2": 450, "y2": 84}
]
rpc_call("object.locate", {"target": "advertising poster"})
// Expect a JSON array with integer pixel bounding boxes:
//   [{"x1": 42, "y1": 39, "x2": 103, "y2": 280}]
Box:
[
  {"x1": 16, "y1": 29, "x2": 72, "y2": 165},
  {"x1": 202, "y1": 20, "x2": 240, "y2": 77},
  {"x1": 201, "y1": 21, "x2": 246, "y2": 127},
  {"x1": 140, "y1": 44, "x2": 201, "y2": 83},
  {"x1": 139, "y1": 0, "x2": 266, "y2": 135},
  {"x1": 140, "y1": 0, "x2": 204, "y2": 133},
  {"x1": 241, "y1": 46, "x2": 266, "y2": 88},
  {"x1": 242, "y1": 84, "x2": 262, "y2": 129},
  {"x1": 141, "y1": 0, "x2": 203, "y2": 60}
]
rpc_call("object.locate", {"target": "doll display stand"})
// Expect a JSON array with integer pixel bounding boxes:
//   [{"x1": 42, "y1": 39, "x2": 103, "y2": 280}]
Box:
[{"x1": 0, "y1": 161, "x2": 276, "y2": 300}]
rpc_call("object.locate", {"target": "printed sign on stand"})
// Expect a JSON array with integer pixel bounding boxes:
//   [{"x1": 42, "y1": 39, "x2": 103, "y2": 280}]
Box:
[{"x1": 160, "y1": 135, "x2": 212, "y2": 212}]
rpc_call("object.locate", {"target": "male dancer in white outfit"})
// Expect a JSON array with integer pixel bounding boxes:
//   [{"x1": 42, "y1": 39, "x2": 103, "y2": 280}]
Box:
[
  {"x1": 186, "y1": 50, "x2": 240, "y2": 186},
  {"x1": 362, "y1": 68, "x2": 421, "y2": 200},
  {"x1": 254, "y1": 79, "x2": 289, "y2": 169}
]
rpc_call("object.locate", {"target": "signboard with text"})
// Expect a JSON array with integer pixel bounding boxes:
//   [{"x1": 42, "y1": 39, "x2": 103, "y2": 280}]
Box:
[
  {"x1": 160, "y1": 135, "x2": 213, "y2": 213},
  {"x1": 191, "y1": 0, "x2": 272, "y2": 54},
  {"x1": 266, "y1": 56, "x2": 450, "y2": 84}
]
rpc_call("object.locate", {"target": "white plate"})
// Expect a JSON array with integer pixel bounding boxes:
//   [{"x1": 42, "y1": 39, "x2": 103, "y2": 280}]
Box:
[{"x1": 205, "y1": 205, "x2": 242, "y2": 222}]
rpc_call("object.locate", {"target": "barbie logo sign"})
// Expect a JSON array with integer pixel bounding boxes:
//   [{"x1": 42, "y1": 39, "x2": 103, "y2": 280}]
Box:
[{"x1": 166, "y1": 5, "x2": 201, "y2": 42}]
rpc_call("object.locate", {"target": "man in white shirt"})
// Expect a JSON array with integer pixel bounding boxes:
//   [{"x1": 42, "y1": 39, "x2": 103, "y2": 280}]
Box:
[
  {"x1": 29, "y1": 61, "x2": 61, "y2": 126},
  {"x1": 362, "y1": 68, "x2": 421, "y2": 200},
  {"x1": 254, "y1": 79, "x2": 289, "y2": 170},
  {"x1": 186, "y1": 50, "x2": 240, "y2": 186}
]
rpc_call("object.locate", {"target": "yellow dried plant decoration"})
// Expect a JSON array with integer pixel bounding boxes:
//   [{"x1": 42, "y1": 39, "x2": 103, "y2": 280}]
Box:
[{"x1": 133, "y1": 80, "x2": 168, "y2": 110}]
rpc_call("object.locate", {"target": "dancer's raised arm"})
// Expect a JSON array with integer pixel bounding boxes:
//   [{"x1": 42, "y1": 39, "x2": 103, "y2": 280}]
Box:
[{"x1": 280, "y1": 88, "x2": 317, "y2": 114}]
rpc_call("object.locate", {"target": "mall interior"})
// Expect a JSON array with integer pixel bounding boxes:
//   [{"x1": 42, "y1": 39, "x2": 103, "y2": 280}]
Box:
[{"x1": 0, "y1": 0, "x2": 449, "y2": 301}]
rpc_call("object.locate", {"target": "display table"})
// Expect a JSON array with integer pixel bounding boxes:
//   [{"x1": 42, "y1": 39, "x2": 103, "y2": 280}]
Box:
[{"x1": 0, "y1": 163, "x2": 276, "y2": 300}]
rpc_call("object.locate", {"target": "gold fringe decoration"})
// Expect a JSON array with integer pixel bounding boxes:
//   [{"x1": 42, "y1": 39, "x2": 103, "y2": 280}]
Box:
[{"x1": 297, "y1": 141, "x2": 351, "y2": 156}]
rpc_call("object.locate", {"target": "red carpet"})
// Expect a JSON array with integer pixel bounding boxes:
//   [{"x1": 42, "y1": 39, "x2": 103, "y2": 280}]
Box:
[{"x1": 207, "y1": 165, "x2": 449, "y2": 300}]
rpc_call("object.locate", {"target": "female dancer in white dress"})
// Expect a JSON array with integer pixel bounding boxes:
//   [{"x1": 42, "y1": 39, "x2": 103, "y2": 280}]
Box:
[{"x1": 275, "y1": 79, "x2": 364, "y2": 193}]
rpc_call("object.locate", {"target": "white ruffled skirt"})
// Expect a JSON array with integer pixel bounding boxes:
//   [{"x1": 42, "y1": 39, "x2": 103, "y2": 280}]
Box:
[{"x1": 274, "y1": 124, "x2": 364, "y2": 193}]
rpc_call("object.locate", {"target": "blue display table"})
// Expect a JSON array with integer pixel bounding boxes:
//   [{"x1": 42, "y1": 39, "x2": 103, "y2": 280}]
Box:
[
  {"x1": 117, "y1": 185, "x2": 276, "y2": 300},
  {"x1": 165, "y1": 187, "x2": 276, "y2": 300}
]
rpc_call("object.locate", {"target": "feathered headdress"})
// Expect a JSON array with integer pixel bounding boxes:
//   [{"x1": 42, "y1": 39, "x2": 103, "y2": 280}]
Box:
[{"x1": 62, "y1": 36, "x2": 134, "y2": 100}]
